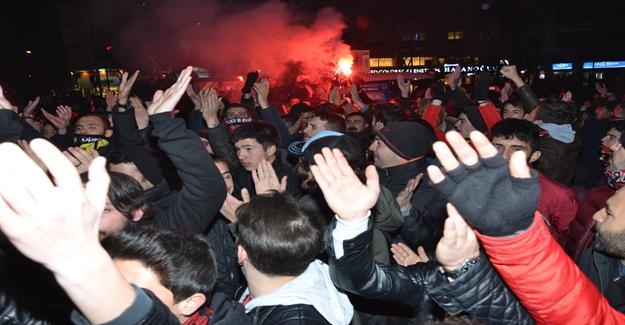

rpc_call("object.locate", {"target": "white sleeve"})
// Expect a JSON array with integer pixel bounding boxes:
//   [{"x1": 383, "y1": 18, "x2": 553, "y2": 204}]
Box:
[{"x1": 332, "y1": 211, "x2": 371, "y2": 259}]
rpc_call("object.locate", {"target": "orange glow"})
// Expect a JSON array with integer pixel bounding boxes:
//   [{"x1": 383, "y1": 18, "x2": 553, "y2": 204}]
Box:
[
  {"x1": 337, "y1": 55, "x2": 353, "y2": 77},
  {"x1": 237, "y1": 75, "x2": 244, "y2": 81}
]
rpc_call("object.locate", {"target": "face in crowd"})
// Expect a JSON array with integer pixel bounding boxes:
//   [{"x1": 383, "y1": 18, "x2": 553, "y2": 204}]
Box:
[
  {"x1": 454, "y1": 113, "x2": 476, "y2": 139},
  {"x1": 75, "y1": 115, "x2": 113, "y2": 137},
  {"x1": 491, "y1": 136, "x2": 541, "y2": 163},
  {"x1": 502, "y1": 103, "x2": 526, "y2": 120},
  {"x1": 303, "y1": 116, "x2": 328, "y2": 140},
  {"x1": 602, "y1": 127, "x2": 623, "y2": 152},
  {"x1": 594, "y1": 188, "x2": 625, "y2": 258},
  {"x1": 346, "y1": 114, "x2": 369, "y2": 133},
  {"x1": 234, "y1": 138, "x2": 276, "y2": 171}
]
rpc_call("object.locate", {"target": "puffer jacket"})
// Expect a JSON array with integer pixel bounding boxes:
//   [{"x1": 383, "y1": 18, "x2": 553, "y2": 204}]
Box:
[
  {"x1": 247, "y1": 304, "x2": 330, "y2": 324},
  {"x1": 0, "y1": 288, "x2": 53, "y2": 325},
  {"x1": 536, "y1": 172, "x2": 579, "y2": 246},
  {"x1": 328, "y1": 222, "x2": 533, "y2": 323},
  {"x1": 427, "y1": 256, "x2": 534, "y2": 324},
  {"x1": 478, "y1": 213, "x2": 625, "y2": 324}
]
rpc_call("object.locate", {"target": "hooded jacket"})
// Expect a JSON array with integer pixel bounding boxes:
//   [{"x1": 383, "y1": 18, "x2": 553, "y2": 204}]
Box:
[{"x1": 243, "y1": 260, "x2": 354, "y2": 325}]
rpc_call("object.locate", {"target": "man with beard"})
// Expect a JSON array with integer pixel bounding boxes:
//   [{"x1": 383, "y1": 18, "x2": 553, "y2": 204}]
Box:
[{"x1": 578, "y1": 188, "x2": 625, "y2": 312}]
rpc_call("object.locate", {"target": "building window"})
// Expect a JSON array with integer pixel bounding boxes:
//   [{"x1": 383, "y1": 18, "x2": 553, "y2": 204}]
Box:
[
  {"x1": 370, "y1": 58, "x2": 395, "y2": 68},
  {"x1": 402, "y1": 32, "x2": 426, "y2": 42},
  {"x1": 402, "y1": 56, "x2": 434, "y2": 67},
  {"x1": 447, "y1": 31, "x2": 464, "y2": 40},
  {"x1": 479, "y1": 32, "x2": 492, "y2": 41}
]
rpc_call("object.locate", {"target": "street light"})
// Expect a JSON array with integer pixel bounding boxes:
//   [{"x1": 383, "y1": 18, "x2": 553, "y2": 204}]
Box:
[{"x1": 25, "y1": 50, "x2": 32, "y2": 55}]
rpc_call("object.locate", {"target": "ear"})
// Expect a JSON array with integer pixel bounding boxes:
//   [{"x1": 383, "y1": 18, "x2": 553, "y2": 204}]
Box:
[
  {"x1": 237, "y1": 245, "x2": 248, "y2": 265},
  {"x1": 105, "y1": 129, "x2": 114, "y2": 138},
  {"x1": 529, "y1": 150, "x2": 541, "y2": 164},
  {"x1": 131, "y1": 209, "x2": 145, "y2": 222},
  {"x1": 174, "y1": 293, "x2": 206, "y2": 317},
  {"x1": 265, "y1": 144, "x2": 277, "y2": 157}
]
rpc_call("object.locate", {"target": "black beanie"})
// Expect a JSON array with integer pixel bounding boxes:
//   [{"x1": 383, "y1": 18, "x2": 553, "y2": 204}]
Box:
[
  {"x1": 376, "y1": 121, "x2": 436, "y2": 160},
  {"x1": 462, "y1": 106, "x2": 488, "y2": 133}
]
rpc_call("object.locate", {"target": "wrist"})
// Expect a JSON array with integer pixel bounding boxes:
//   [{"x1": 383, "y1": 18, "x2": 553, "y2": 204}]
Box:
[
  {"x1": 258, "y1": 100, "x2": 270, "y2": 109},
  {"x1": 51, "y1": 244, "x2": 110, "y2": 284},
  {"x1": 439, "y1": 257, "x2": 479, "y2": 282},
  {"x1": 432, "y1": 99, "x2": 442, "y2": 106},
  {"x1": 205, "y1": 118, "x2": 220, "y2": 128},
  {"x1": 58, "y1": 128, "x2": 67, "y2": 135}
]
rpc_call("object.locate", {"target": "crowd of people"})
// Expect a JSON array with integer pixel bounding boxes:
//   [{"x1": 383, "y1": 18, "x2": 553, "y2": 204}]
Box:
[{"x1": 0, "y1": 59, "x2": 625, "y2": 325}]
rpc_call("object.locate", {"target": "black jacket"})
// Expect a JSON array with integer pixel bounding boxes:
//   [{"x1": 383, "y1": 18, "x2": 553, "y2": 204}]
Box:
[
  {"x1": 204, "y1": 122, "x2": 301, "y2": 197},
  {"x1": 248, "y1": 304, "x2": 330, "y2": 324},
  {"x1": 0, "y1": 110, "x2": 41, "y2": 143},
  {"x1": 578, "y1": 248, "x2": 625, "y2": 312},
  {"x1": 378, "y1": 159, "x2": 447, "y2": 253},
  {"x1": 137, "y1": 113, "x2": 227, "y2": 233},
  {"x1": 328, "y1": 222, "x2": 533, "y2": 324},
  {"x1": 206, "y1": 217, "x2": 245, "y2": 299},
  {"x1": 0, "y1": 288, "x2": 53, "y2": 325}
]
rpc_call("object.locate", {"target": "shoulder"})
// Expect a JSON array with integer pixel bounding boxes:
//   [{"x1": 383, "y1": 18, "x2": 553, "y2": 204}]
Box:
[{"x1": 251, "y1": 304, "x2": 330, "y2": 325}]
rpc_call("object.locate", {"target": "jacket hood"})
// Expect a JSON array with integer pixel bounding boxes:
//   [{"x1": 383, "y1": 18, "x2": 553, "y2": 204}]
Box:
[
  {"x1": 539, "y1": 123, "x2": 576, "y2": 144},
  {"x1": 244, "y1": 260, "x2": 353, "y2": 324}
]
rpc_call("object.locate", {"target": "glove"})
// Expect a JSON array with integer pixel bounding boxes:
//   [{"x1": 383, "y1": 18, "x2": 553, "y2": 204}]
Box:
[
  {"x1": 431, "y1": 154, "x2": 539, "y2": 236},
  {"x1": 241, "y1": 71, "x2": 259, "y2": 94},
  {"x1": 474, "y1": 72, "x2": 492, "y2": 102}
]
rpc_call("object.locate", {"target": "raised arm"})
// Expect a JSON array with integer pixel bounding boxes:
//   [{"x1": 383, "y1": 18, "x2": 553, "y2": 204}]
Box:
[{"x1": 147, "y1": 67, "x2": 227, "y2": 232}]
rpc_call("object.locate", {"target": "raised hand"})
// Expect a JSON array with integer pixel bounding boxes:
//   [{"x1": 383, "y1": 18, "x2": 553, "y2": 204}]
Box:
[
  {"x1": 147, "y1": 66, "x2": 193, "y2": 116},
  {"x1": 349, "y1": 84, "x2": 366, "y2": 109},
  {"x1": 447, "y1": 66, "x2": 462, "y2": 90},
  {"x1": 427, "y1": 131, "x2": 539, "y2": 236},
  {"x1": 0, "y1": 86, "x2": 16, "y2": 111},
  {"x1": 23, "y1": 96, "x2": 40, "y2": 117},
  {"x1": 219, "y1": 189, "x2": 250, "y2": 223},
  {"x1": 105, "y1": 92, "x2": 117, "y2": 112},
  {"x1": 117, "y1": 71, "x2": 139, "y2": 106},
  {"x1": 391, "y1": 243, "x2": 429, "y2": 267},
  {"x1": 397, "y1": 74, "x2": 411, "y2": 98},
  {"x1": 396, "y1": 174, "x2": 422, "y2": 213},
  {"x1": 17, "y1": 139, "x2": 47, "y2": 172},
  {"x1": 561, "y1": 90, "x2": 573, "y2": 103},
  {"x1": 252, "y1": 159, "x2": 287, "y2": 195},
  {"x1": 595, "y1": 82, "x2": 608, "y2": 97},
  {"x1": 310, "y1": 148, "x2": 380, "y2": 221},
  {"x1": 500, "y1": 65, "x2": 524, "y2": 87},
  {"x1": 63, "y1": 147, "x2": 100, "y2": 174},
  {"x1": 435, "y1": 204, "x2": 480, "y2": 271},
  {"x1": 329, "y1": 86, "x2": 342, "y2": 106},
  {"x1": 253, "y1": 78, "x2": 271, "y2": 109},
  {"x1": 242, "y1": 71, "x2": 259, "y2": 94},
  {"x1": 128, "y1": 96, "x2": 149, "y2": 129},
  {"x1": 42, "y1": 105, "x2": 72, "y2": 135},
  {"x1": 186, "y1": 84, "x2": 201, "y2": 108},
  {"x1": 199, "y1": 88, "x2": 222, "y2": 127},
  {"x1": 0, "y1": 139, "x2": 109, "y2": 274}
]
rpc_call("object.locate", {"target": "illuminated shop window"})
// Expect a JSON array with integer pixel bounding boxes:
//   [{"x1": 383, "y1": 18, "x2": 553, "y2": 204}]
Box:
[
  {"x1": 402, "y1": 57, "x2": 434, "y2": 67},
  {"x1": 447, "y1": 31, "x2": 464, "y2": 40},
  {"x1": 370, "y1": 58, "x2": 395, "y2": 68}
]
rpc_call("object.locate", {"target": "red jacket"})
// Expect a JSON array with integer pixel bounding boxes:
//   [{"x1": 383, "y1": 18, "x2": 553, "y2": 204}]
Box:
[
  {"x1": 477, "y1": 213, "x2": 625, "y2": 324},
  {"x1": 536, "y1": 172, "x2": 579, "y2": 246}
]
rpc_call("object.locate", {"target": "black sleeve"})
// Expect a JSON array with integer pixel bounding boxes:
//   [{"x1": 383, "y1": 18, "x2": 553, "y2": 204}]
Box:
[
  {"x1": 515, "y1": 85, "x2": 540, "y2": 112},
  {"x1": 112, "y1": 104, "x2": 146, "y2": 147},
  {"x1": 205, "y1": 122, "x2": 241, "y2": 169},
  {"x1": 149, "y1": 113, "x2": 227, "y2": 232},
  {"x1": 450, "y1": 88, "x2": 471, "y2": 110},
  {"x1": 0, "y1": 110, "x2": 23, "y2": 143},
  {"x1": 427, "y1": 257, "x2": 534, "y2": 325},
  {"x1": 327, "y1": 221, "x2": 436, "y2": 306}
]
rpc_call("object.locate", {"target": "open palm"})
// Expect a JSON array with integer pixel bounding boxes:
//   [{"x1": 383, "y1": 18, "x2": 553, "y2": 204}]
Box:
[
  {"x1": 310, "y1": 148, "x2": 380, "y2": 221},
  {"x1": 147, "y1": 66, "x2": 193, "y2": 116}
]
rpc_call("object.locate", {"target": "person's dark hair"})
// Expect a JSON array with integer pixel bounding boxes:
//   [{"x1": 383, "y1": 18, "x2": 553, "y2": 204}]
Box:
[
  {"x1": 609, "y1": 120, "x2": 625, "y2": 145},
  {"x1": 534, "y1": 99, "x2": 577, "y2": 125},
  {"x1": 107, "y1": 151, "x2": 134, "y2": 165},
  {"x1": 317, "y1": 103, "x2": 345, "y2": 116},
  {"x1": 314, "y1": 111, "x2": 346, "y2": 133},
  {"x1": 213, "y1": 157, "x2": 231, "y2": 169},
  {"x1": 236, "y1": 191, "x2": 323, "y2": 276},
  {"x1": 503, "y1": 95, "x2": 528, "y2": 114},
  {"x1": 287, "y1": 103, "x2": 314, "y2": 123},
  {"x1": 77, "y1": 113, "x2": 112, "y2": 130},
  {"x1": 372, "y1": 104, "x2": 407, "y2": 126},
  {"x1": 231, "y1": 121, "x2": 279, "y2": 149},
  {"x1": 102, "y1": 226, "x2": 217, "y2": 303},
  {"x1": 491, "y1": 119, "x2": 541, "y2": 152},
  {"x1": 108, "y1": 172, "x2": 151, "y2": 220},
  {"x1": 345, "y1": 111, "x2": 369, "y2": 123}
]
